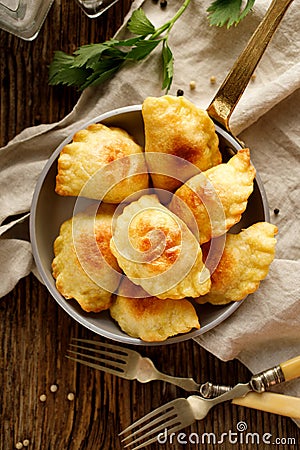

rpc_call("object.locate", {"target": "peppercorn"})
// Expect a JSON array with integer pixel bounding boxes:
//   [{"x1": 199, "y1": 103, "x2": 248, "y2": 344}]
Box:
[
  {"x1": 160, "y1": 0, "x2": 168, "y2": 8},
  {"x1": 176, "y1": 89, "x2": 184, "y2": 96},
  {"x1": 274, "y1": 208, "x2": 280, "y2": 215}
]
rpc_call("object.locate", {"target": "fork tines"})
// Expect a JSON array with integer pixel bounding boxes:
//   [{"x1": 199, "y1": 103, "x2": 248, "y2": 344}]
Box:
[
  {"x1": 120, "y1": 398, "x2": 194, "y2": 450},
  {"x1": 66, "y1": 338, "x2": 133, "y2": 378}
]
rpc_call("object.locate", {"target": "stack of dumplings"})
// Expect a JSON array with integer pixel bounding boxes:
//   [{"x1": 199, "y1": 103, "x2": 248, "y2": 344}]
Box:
[{"x1": 52, "y1": 95, "x2": 277, "y2": 342}]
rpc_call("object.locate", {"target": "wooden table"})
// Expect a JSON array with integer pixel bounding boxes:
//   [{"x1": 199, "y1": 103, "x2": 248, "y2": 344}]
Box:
[{"x1": 0, "y1": 1, "x2": 299, "y2": 448}]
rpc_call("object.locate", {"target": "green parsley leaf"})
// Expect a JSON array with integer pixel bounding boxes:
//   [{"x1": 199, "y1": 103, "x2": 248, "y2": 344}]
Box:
[
  {"x1": 239, "y1": 0, "x2": 255, "y2": 21},
  {"x1": 114, "y1": 36, "x2": 143, "y2": 47},
  {"x1": 49, "y1": 51, "x2": 74, "y2": 73},
  {"x1": 207, "y1": 0, "x2": 255, "y2": 28},
  {"x1": 49, "y1": 0, "x2": 191, "y2": 92},
  {"x1": 49, "y1": 51, "x2": 91, "y2": 87},
  {"x1": 161, "y1": 41, "x2": 173, "y2": 92},
  {"x1": 125, "y1": 39, "x2": 161, "y2": 61},
  {"x1": 127, "y1": 8, "x2": 155, "y2": 36},
  {"x1": 81, "y1": 62, "x2": 123, "y2": 89},
  {"x1": 72, "y1": 43, "x2": 111, "y2": 67}
]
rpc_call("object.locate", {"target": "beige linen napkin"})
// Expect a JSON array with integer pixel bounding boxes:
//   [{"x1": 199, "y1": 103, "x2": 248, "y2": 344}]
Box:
[{"x1": 1, "y1": 0, "x2": 299, "y2": 422}]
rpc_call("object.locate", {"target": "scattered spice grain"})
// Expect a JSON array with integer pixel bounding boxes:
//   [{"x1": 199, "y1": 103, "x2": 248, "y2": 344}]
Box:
[
  {"x1": 50, "y1": 384, "x2": 58, "y2": 393},
  {"x1": 67, "y1": 392, "x2": 75, "y2": 401},
  {"x1": 39, "y1": 394, "x2": 47, "y2": 402},
  {"x1": 274, "y1": 208, "x2": 280, "y2": 215},
  {"x1": 210, "y1": 76, "x2": 216, "y2": 84},
  {"x1": 189, "y1": 80, "x2": 196, "y2": 90},
  {"x1": 176, "y1": 89, "x2": 184, "y2": 96}
]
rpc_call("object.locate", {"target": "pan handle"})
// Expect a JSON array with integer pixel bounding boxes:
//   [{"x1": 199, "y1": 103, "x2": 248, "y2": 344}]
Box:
[{"x1": 207, "y1": 0, "x2": 294, "y2": 131}]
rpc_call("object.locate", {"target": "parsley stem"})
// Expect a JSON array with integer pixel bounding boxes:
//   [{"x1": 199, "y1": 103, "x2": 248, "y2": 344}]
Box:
[
  {"x1": 48, "y1": 0, "x2": 193, "y2": 92},
  {"x1": 151, "y1": 0, "x2": 192, "y2": 39}
]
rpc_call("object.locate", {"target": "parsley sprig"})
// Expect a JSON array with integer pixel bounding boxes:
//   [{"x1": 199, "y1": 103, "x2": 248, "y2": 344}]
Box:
[
  {"x1": 49, "y1": 0, "x2": 191, "y2": 92},
  {"x1": 49, "y1": 0, "x2": 256, "y2": 92},
  {"x1": 207, "y1": 0, "x2": 256, "y2": 28}
]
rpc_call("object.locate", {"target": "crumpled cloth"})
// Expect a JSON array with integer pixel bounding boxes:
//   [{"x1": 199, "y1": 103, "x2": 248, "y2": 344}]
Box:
[{"x1": 1, "y1": 0, "x2": 299, "y2": 424}]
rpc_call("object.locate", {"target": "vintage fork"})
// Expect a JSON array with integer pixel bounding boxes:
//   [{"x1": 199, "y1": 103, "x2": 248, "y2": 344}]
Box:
[
  {"x1": 120, "y1": 354, "x2": 300, "y2": 449},
  {"x1": 120, "y1": 390, "x2": 300, "y2": 449},
  {"x1": 120, "y1": 392, "x2": 243, "y2": 449},
  {"x1": 66, "y1": 338, "x2": 207, "y2": 392}
]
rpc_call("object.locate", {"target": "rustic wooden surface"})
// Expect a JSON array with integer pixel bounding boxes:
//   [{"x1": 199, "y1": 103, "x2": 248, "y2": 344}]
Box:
[{"x1": 0, "y1": 1, "x2": 299, "y2": 449}]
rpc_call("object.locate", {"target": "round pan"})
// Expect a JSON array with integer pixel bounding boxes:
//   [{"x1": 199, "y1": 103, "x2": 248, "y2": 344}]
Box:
[{"x1": 30, "y1": 0, "x2": 293, "y2": 345}]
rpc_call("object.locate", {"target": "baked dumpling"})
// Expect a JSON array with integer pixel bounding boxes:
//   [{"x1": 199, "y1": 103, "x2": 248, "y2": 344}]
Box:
[
  {"x1": 52, "y1": 203, "x2": 121, "y2": 312},
  {"x1": 110, "y1": 194, "x2": 211, "y2": 299},
  {"x1": 169, "y1": 149, "x2": 256, "y2": 244},
  {"x1": 142, "y1": 95, "x2": 221, "y2": 191},
  {"x1": 196, "y1": 222, "x2": 278, "y2": 305},
  {"x1": 110, "y1": 295, "x2": 200, "y2": 342},
  {"x1": 55, "y1": 123, "x2": 149, "y2": 203}
]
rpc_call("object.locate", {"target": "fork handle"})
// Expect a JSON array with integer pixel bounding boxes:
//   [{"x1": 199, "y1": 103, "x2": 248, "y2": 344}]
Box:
[
  {"x1": 153, "y1": 372, "x2": 200, "y2": 392},
  {"x1": 250, "y1": 354, "x2": 300, "y2": 392},
  {"x1": 232, "y1": 392, "x2": 300, "y2": 419},
  {"x1": 137, "y1": 357, "x2": 201, "y2": 392},
  {"x1": 280, "y1": 355, "x2": 300, "y2": 381}
]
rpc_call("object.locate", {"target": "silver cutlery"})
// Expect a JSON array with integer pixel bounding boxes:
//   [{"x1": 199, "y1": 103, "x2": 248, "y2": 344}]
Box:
[
  {"x1": 120, "y1": 354, "x2": 300, "y2": 449},
  {"x1": 66, "y1": 338, "x2": 216, "y2": 393},
  {"x1": 67, "y1": 338, "x2": 300, "y2": 449},
  {"x1": 120, "y1": 389, "x2": 300, "y2": 450},
  {"x1": 67, "y1": 339, "x2": 300, "y2": 400}
]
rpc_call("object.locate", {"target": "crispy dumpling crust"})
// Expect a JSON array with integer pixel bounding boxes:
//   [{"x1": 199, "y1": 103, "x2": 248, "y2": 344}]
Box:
[
  {"x1": 110, "y1": 195, "x2": 211, "y2": 299},
  {"x1": 52, "y1": 203, "x2": 121, "y2": 312},
  {"x1": 55, "y1": 123, "x2": 149, "y2": 203},
  {"x1": 110, "y1": 294, "x2": 200, "y2": 342},
  {"x1": 196, "y1": 222, "x2": 278, "y2": 305},
  {"x1": 51, "y1": 95, "x2": 277, "y2": 341},
  {"x1": 169, "y1": 148, "x2": 256, "y2": 244},
  {"x1": 142, "y1": 95, "x2": 221, "y2": 191}
]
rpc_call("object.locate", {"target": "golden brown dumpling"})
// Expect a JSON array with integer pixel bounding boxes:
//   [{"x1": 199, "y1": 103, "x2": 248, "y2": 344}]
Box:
[
  {"x1": 55, "y1": 123, "x2": 149, "y2": 203},
  {"x1": 142, "y1": 95, "x2": 221, "y2": 191},
  {"x1": 110, "y1": 194, "x2": 211, "y2": 299},
  {"x1": 52, "y1": 203, "x2": 121, "y2": 312},
  {"x1": 110, "y1": 294, "x2": 200, "y2": 342},
  {"x1": 169, "y1": 149, "x2": 256, "y2": 244},
  {"x1": 196, "y1": 222, "x2": 278, "y2": 305}
]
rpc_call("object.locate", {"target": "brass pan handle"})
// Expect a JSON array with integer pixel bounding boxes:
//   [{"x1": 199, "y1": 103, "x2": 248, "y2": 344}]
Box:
[{"x1": 207, "y1": 0, "x2": 294, "y2": 132}]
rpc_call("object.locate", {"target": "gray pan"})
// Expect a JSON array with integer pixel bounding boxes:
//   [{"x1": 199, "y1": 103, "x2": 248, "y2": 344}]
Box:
[{"x1": 30, "y1": 0, "x2": 293, "y2": 345}]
